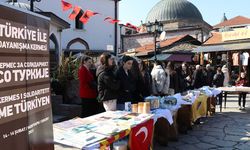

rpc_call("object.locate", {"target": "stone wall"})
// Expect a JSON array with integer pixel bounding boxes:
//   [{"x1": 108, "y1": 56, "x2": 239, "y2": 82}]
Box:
[{"x1": 122, "y1": 20, "x2": 212, "y2": 51}]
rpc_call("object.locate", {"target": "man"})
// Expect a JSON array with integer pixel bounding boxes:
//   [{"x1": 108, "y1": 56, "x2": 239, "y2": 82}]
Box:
[
  {"x1": 206, "y1": 64, "x2": 215, "y2": 87},
  {"x1": 213, "y1": 67, "x2": 224, "y2": 107},
  {"x1": 192, "y1": 65, "x2": 203, "y2": 89},
  {"x1": 116, "y1": 56, "x2": 135, "y2": 110},
  {"x1": 151, "y1": 60, "x2": 169, "y2": 96}
]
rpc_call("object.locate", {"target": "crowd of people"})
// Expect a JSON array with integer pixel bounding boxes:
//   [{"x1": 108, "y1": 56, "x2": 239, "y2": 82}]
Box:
[{"x1": 78, "y1": 53, "x2": 249, "y2": 118}]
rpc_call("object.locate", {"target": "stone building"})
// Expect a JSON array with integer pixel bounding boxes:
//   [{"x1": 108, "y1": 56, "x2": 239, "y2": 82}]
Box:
[{"x1": 122, "y1": 0, "x2": 212, "y2": 52}]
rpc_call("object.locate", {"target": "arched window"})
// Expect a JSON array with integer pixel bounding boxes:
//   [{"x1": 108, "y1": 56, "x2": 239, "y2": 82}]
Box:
[
  {"x1": 66, "y1": 38, "x2": 90, "y2": 50},
  {"x1": 75, "y1": 10, "x2": 84, "y2": 29}
]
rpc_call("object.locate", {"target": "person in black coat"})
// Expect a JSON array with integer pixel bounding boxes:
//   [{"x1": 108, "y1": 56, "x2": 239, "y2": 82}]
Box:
[
  {"x1": 139, "y1": 61, "x2": 152, "y2": 98},
  {"x1": 213, "y1": 67, "x2": 224, "y2": 106},
  {"x1": 180, "y1": 62, "x2": 192, "y2": 92},
  {"x1": 97, "y1": 53, "x2": 120, "y2": 111},
  {"x1": 116, "y1": 56, "x2": 135, "y2": 110},
  {"x1": 205, "y1": 64, "x2": 215, "y2": 87},
  {"x1": 192, "y1": 65, "x2": 203, "y2": 89}
]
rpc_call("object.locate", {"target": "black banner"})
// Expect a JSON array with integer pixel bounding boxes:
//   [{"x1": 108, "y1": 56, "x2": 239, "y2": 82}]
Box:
[{"x1": 0, "y1": 4, "x2": 53, "y2": 150}]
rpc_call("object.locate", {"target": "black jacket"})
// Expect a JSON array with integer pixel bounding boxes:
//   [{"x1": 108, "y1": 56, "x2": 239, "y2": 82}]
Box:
[
  {"x1": 213, "y1": 73, "x2": 224, "y2": 87},
  {"x1": 97, "y1": 66, "x2": 120, "y2": 102},
  {"x1": 192, "y1": 69, "x2": 204, "y2": 89},
  {"x1": 206, "y1": 69, "x2": 215, "y2": 87},
  {"x1": 116, "y1": 67, "x2": 137, "y2": 104},
  {"x1": 140, "y1": 71, "x2": 152, "y2": 98}
]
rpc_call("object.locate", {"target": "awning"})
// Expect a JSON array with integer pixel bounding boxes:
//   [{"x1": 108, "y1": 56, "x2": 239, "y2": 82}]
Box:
[
  {"x1": 167, "y1": 54, "x2": 193, "y2": 62},
  {"x1": 148, "y1": 54, "x2": 171, "y2": 61},
  {"x1": 193, "y1": 42, "x2": 250, "y2": 53}
]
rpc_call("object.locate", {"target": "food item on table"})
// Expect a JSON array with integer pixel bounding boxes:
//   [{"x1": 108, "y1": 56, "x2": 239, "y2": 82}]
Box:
[{"x1": 144, "y1": 96, "x2": 160, "y2": 110}]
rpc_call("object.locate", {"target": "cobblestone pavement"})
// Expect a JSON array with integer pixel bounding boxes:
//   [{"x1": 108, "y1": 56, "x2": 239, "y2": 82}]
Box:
[{"x1": 155, "y1": 94, "x2": 250, "y2": 150}]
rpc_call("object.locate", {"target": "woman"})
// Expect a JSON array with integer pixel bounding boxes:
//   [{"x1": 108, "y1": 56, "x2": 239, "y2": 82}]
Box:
[
  {"x1": 139, "y1": 61, "x2": 152, "y2": 98},
  {"x1": 167, "y1": 62, "x2": 179, "y2": 95},
  {"x1": 97, "y1": 53, "x2": 120, "y2": 111},
  {"x1": 78, "y1": 56, "x2": 98, "y2": 118},
  {"x1": 236, "y1": 72, "x2": 248, "y2": 110}
]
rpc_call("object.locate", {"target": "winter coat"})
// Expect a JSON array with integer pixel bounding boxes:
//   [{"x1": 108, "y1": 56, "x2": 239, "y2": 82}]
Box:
[
  {"x1": 97, "y1": 65, "x2": 120, "y2": 102},
  {"x1": 206, "y1": 69, "x2": 215, "y2": 87},
  {"x1": 78, "y1": 66, "x2": 97, "y2": 99},
  {"x1": 116, "y1": 67, "x2": 137, "y2": 104},
  {"x1": 213, "y1": 73, "x2": 225, "y2": 87},
  {"x1": 151, "y1": 65, "x2": 170, "y2": 95},
  {"x1": 236, "y1": 78, "x2": 248, "y2": 87},
  {"x1": 140, "y1": 70, "x2": 152, "y2": 97},
  {"x1": 192, "y1": 69, "x2": 204, "y2": 89}
]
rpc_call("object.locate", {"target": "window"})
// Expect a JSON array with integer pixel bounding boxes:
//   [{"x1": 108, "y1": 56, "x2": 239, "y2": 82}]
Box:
[{"x1": 75, "y1": 10, "x2": 84, "y2": 29}]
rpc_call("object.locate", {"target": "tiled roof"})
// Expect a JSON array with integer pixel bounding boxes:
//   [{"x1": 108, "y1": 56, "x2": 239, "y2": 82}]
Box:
[
  {"x1": 214, "y1": 16, "x2": 250, "y2": 29},
  {"x1": 204, "y1": 32, "x2": 222, "y2": 45},
  {"x1": 135, "y1": 35, "x2": 188, "y2": 52}
]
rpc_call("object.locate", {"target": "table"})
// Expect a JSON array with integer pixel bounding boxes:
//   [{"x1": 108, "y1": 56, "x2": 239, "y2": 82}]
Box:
[
  {"x1": 218, "y1": 86, "x2": 250, "y2": 110},
  {"x1": 53, "y1": 111, "x2": 153, "y2": 149}
]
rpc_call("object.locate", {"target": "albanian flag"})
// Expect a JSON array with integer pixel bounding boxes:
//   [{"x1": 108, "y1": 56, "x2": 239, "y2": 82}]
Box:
[
  {"x1": 84, "y1": 10, "x2": 99, "y2": 17},
  {"x1": 69, "y1": 6, "x2": 81, "y2": 20},
  {"x1": 126, "y1": 23, "x2": 138, "y2": 30},
  {"x1": 109, "y1": 19, "x2": 120, "y2": 24},
  {"x1": 79, "y1": 10, "x2": 99, "y2": 24},
  {"x1": 104, "y1": 16, "x2": 120, "y2": 24},
  {"x1": 104, "y1": 16, "x2": 112, "y2": 21},
  {"x1": 61, "y1": 0, "x2": 72, "y2": 11}
]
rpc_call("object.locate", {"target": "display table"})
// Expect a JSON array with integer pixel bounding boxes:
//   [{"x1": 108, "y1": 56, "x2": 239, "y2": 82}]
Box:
[
  {"x1": 218, "y1": 86, "x2": 250, "y2": 110},
  {"x1": 53, "y1": 111, "x2": 153, "y2": 149}
]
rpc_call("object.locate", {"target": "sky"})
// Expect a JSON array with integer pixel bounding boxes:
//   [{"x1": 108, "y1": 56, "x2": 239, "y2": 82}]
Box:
[{"x1": 119, "y1": 0, "x2": 250, "y2": 26}]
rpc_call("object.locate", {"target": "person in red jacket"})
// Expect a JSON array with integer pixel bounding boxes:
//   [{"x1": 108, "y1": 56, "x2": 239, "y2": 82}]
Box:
[
  {"x1": 236, "y1": 72, "x2": 248, "y2": 110},
  {"x1": 78, "y1": 56, "x2": 98, "y2": 117}
]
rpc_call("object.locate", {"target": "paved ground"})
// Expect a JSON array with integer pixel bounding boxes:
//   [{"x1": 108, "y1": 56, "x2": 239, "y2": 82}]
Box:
[{"x1": 155, "y1": 94, "x2": 250, "y2": 150}]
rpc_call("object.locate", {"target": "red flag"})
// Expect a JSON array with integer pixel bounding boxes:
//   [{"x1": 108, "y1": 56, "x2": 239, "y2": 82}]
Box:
[
  {"x1": 69, "y1": 6, "x2": 81, "y2": 20},
  {"x1": 109, "y1": 19, "x2": 120, "y2": 24},
  {"x1": 104, "y1": 16, "x2": 112, "y2": 21},
  {"x1": 79, "y1": 10, "x2": 99, "y2": 24},
  {"x1": 79, "y1": 15, "x2": 89, "y2": 24},
  {"x1": 85, "y1": 10, "x2": 99, "y2": 17},
  {"x1": 126, "y1": 23, "x2": 138, "y2": 30},
  {"x1": 130, "y1": 119, "x2": 154, "y2": 150},
  {"x1": 126, "y1": 23, "x2": 132, "y2": 27},
  {"x1": 61, "y1": 0, "x2": 72, "y2": 11},
  {"x1": 136, "y1": 27, "x2": 141, "y2": 32}
]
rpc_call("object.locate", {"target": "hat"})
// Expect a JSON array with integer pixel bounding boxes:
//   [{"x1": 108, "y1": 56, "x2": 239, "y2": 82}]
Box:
[{"x1": 122, "y1": 56, "x2": 134, "y2": 63}]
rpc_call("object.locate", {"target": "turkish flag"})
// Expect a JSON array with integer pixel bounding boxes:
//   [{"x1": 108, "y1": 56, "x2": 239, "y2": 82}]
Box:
[
  {"x1": 61, "y1": 0, "x2": 72, "y2": 11},
  {"x1": 130, "y1": 119, "x2": 154, "y2": 150},
  {"x1": 69, "y1": 6, "x2": 81, "y2": 20}
]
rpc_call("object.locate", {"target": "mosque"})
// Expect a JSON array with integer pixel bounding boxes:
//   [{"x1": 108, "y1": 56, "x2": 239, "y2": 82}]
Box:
[{"x1": 122, "y1": 0, "x2": 213, "y2": 51}]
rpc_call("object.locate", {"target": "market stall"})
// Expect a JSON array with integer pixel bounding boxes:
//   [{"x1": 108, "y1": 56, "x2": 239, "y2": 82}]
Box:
[
  {"x1": 53, "y1": 87, "x2": 222, "y2": 149},
  {"x1": 54, "y1": 111, "x2": 154, "y2": 149}
]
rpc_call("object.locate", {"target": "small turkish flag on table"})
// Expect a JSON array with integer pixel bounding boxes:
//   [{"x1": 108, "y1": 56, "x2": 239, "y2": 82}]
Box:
[{"x1": 129, "y1": 119, "x2": 154, "y2": 150}]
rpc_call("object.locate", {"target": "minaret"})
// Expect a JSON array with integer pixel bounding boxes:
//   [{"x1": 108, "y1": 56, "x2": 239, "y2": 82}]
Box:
[{"x1": 221, "y1": 13, "x2": 228, "y2": 22}]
